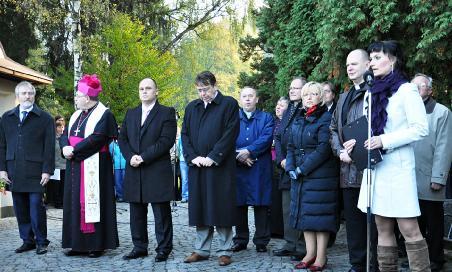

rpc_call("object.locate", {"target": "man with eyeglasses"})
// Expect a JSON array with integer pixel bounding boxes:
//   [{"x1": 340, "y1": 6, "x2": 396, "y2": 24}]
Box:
[
  {"x1": 0, "y1": 81, "x2": 55, "y2": 255},
  {"x1": 182, "y1": 71, "x2": 239, "y2": 266},
  {"x1": 411, "y1": 73, "x2": 452, "y2": 272},
  {"x1": 273, "y1": 76, "x2": 306, "y2": 260}
]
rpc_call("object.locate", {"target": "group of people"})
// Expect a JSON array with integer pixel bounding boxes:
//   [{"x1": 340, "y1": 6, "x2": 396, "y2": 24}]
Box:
[{"x1": 0, "y1": 39, "x2": 450, "y2": 272}]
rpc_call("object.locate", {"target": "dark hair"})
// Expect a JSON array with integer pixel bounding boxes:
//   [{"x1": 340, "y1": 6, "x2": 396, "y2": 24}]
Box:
[
  {"x1": 367, "y1": 40, "x2": 406, "y2": 72},
  {"x1": 321, "y1": 81, "x2": 336, "y2": 94},
  {"x1": 54, "y1": 115, "x2": 64, "y2": 122},
  {"x1": 195, "y1": 71, "x2": 217, "y2": 86}
]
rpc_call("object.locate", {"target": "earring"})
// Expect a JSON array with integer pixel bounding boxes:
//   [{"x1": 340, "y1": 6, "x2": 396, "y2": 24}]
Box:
[{"x1": 391, "y1": 63, "x2": 394, "y2": 73}]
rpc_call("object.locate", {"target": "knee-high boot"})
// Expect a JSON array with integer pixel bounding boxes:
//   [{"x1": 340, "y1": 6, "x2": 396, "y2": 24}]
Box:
[
  {"x1": 405, "y1": 239, "x2": 431, "y2": 272},
  {"x1": 377, "y1": 245, "x2": 398, "y2": 272}
]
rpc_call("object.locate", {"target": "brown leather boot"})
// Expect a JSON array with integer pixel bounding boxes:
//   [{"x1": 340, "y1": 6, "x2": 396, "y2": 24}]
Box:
[
  {"x1": 377, "y1": 245, "x2": 398, "y2": 272},
  {"x1": 405, "y1": 239, "x2": 431, "y2": 272}
]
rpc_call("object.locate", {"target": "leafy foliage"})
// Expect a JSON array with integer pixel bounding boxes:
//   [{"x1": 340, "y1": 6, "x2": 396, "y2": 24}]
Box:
[
  {"x1": 83, "y1": 13, "x2": 181, "y2": 123},
  {"x1": 240, "y1": 0, "x2": 451, "y2": 111}
]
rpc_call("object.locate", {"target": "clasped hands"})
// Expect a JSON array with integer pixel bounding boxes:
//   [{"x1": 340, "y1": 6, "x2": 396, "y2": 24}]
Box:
[
  {"x1": 191, "y1": 156, "x2": 215, "y2": 167},
  {"x1": 130, "y1": 155, "x2": 144, "y2": 167},
  {"x1": 236, "y1": 149, "x2": 254, "y2": 167},
  {"x1": 62, "y1": 146, "x2": 74, "y2": 160},
  {"x1": 339, "y1": 136, "x2": 382, "y2": 164},
  {"x1": 288, "y1": 167, "x2": 302, "y2": 180}
]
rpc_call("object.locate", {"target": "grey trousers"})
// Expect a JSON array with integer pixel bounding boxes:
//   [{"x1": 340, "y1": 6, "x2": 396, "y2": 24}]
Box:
[
  {"x1": 194, "y1": 226, "x2": 233, "y2": 257},
  {"x1": 280, "y1": 189, "x2": 304, "y2": 252}
]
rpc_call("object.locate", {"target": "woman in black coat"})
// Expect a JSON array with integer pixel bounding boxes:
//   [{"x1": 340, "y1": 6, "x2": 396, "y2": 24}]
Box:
[{"x1": 286, "y1": 82, "x2": 339, "y2": 271}]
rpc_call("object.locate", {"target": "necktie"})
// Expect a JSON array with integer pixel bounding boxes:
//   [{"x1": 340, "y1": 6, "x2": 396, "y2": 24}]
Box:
[
  {"x1": 141, "y1": 110, "x2": 150, "y2": 126},
  {"x1": 21, "y1": 111, "x2": 28, "y2": 122}
]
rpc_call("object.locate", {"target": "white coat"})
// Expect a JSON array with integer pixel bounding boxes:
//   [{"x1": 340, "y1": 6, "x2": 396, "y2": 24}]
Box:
[{"x1": 358, "y1": 83, "x2": 428, "y2": 217}]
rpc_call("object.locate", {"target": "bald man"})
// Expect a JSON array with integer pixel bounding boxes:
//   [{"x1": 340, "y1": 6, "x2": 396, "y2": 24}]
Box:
[
  {"x1": 119, "y1": 78, "x2": 177, "y2": 262},
  {"x1": 330, "y1": 49, "x2": 378, "y2": 272}
]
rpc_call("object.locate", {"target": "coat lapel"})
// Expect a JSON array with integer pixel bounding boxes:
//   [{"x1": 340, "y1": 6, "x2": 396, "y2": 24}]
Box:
[{"x1": 140, "y1": 102, "x2": 160, "y2": 137}]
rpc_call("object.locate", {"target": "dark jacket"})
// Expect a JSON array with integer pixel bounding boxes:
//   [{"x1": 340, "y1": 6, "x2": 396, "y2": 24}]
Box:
[
  {"x1": 286, "y1": 106, "x2": 339, "y2": 232},
  {"x1": 118, "y1": 102, "x2": 177, "y2": 203},
  {"x1": 275, "y1": 101, "x2": 302, "y2": 189},
  {"x1": 0, "y1": 105, "x2": 55, "y2": 192},
  {"x1": 182, "y1": 91, "x2": 240, "y2": 227},
  {"x1": 330, "y1": 84, "x2": 366, "y2": 188},
  {"x1": 236, "y1": 109, "x2": 274, "y2": 206}
]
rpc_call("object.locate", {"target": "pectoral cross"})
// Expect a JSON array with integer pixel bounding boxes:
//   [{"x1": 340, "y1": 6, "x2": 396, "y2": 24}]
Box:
[{"x1": 74, "y1": 128, "x2": 80, "y2": 136}]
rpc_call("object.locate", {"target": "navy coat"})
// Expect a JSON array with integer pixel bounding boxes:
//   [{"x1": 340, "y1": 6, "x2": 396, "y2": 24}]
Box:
[
  {"x1": 286, "y1": 106, "x2": 339, "y2": 233},
  {"x1": 0, "y1": 105, "x2": 55, "y2": 193},
  {"x1": 236, "y1": 109, "x2": 274, "y2": 206}
]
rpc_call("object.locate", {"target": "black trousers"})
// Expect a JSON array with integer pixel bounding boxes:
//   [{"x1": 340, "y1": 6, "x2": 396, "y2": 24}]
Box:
[
  {"x1": 233, "y1": 205, "x2": 271, "y2": 246},
  {"x1": 418, "y1": 199, "x2": 445, "y2": 265},
  {"x1": 342, "y1": 188, "x2": 378, "y2": 272},
  {"x1": 129, "y1": 201, "x2": 173, "y2": 254}
]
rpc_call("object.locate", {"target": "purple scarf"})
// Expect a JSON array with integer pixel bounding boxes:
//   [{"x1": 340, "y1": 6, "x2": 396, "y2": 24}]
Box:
[{"x1": 370, "y1": 69, "x2": 407, "y2": 136}]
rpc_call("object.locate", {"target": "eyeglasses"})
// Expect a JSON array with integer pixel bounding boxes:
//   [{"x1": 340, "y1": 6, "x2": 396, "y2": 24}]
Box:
[
  {"x1": 74, "y1": 93, "x2": 87, "y2": 98},
  {"x1": 289, "y1": 87, "x2": 303, "y2": 90}
]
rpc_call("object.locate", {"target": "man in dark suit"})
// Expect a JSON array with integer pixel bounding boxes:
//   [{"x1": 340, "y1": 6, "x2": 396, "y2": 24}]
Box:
[
  {"x1": 322, "y1": 81, "x2": 337, "y2": 113},
  {"x1": 119, "y1": 78, "x2": 177, "y2": 262},
  {"x1": 0, "y1": 81, "x2": 55, "y2": 255}
]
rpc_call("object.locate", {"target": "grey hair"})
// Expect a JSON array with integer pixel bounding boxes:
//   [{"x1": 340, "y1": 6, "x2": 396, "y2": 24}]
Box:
[
  {"x1": 413, "y1": 73, "x2": 433, "y2": 89},
  {"x1": 277, "y1": 96, "x2": 289, "y2": 104},
  {"x1": 15, "y1": 81, "x2": 36, "y2": 95}
]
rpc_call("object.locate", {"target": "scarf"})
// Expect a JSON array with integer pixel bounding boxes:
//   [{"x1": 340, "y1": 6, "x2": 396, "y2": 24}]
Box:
[
  {"x1": 305, "y1": 105, "x2": 318, "y2": 117},
  {"x1": 370, "y1": 69, "x2": 407, "y2": 136}
]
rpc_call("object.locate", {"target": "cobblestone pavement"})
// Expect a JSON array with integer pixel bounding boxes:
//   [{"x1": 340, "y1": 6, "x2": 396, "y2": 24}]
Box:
[{"x1": 0, "y1": 202, "x2": 451, "y2": 271}]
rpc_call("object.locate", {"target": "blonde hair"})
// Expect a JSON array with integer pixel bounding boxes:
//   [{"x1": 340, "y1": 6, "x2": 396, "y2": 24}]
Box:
[{"x1": 301, "y1": 82, "x2": 325, "y2": 106}]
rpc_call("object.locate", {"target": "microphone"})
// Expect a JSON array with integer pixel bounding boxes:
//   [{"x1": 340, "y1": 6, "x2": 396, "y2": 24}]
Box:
[{"x1": 363, "y1": 70, "x2": 374, "y2": 87}]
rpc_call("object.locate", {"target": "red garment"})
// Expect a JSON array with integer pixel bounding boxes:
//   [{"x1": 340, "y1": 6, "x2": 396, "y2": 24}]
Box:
[{"x1": 305, "y1": 105, "x2": 318, "y2": 117}]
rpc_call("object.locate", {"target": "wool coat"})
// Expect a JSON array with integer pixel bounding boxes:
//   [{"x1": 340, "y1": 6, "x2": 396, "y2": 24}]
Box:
[
  {"x1": 358, "y1": 83, "x2": 429, "y2": 217},
  {"x1": 0, "y1": 105, "x2": 55, "y2": 193},
  {"x1": 118, "y1": 102, "x2": 177, "y2": 203},
  {"x1": 181, "y1": 91, "x2": 240, "y2": 227},
  {"x1": 413, "y1": 98, "x2": 452, "y2": 201}
]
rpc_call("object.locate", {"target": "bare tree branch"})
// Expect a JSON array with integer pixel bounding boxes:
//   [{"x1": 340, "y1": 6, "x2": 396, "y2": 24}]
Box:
[{"x1": 160, "y1": 0, "x2": 232, "y2": 54}]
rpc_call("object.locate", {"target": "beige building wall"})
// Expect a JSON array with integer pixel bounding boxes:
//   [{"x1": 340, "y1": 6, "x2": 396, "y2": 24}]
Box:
[{"x1": 0, "y1": 78, "x2": 17, "y2": 218}]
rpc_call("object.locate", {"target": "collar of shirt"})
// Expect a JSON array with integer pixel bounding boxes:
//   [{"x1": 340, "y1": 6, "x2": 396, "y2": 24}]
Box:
[
  {"x1": 142, "y1": 101, "x2": 156, "y2": 114},
  {"x1": 19, "y1": 105, "x2": 33, "y2": 113},
  {"x1": 203, "y1": 91, "x2": 218, "y2": 108}
]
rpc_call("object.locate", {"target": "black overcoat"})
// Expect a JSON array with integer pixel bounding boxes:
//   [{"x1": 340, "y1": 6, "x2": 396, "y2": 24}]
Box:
[
  {"x1": 0, "y1": 105, "x2": 55, "y2": 193},
  {"x1": 181, "y1": 91, "x2": 240, "y2": 227},
  {"x1": 118, "y1": 102, "x2": 176, "y2": 203}
]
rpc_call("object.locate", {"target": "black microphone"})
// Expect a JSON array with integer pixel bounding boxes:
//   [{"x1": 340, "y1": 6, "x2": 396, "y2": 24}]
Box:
[{"x1": 363, "y1": 70, "x2": 374, "y2": 87}]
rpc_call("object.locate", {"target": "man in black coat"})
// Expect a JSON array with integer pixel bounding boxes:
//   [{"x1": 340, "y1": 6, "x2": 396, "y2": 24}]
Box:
[
  {"x1": 273, "y1": 77, "x2": 306, "y2": 259},
  {"x1": 0, "y1": 81, "x2": 55, "y2": 255},
  {"x1": 182, "y1": 71, "x2": 240, "y2": 266},
  {"x1": 322, "y1": 81, "x2": 337, "y2": 113},
  {"x1": 119, "y1": 78, "x2": 177, "y2": 262}
]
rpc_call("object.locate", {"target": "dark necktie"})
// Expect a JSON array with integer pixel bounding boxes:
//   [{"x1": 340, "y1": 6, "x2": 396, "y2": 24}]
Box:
[{"x1": 21, "y1": 111, "x2": 28, "y2": 122}]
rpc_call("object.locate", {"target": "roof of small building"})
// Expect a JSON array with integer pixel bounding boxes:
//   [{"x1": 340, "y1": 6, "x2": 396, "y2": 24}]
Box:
[{"x1": 0, "y1": 42, "x2": 53, "y2": 85}]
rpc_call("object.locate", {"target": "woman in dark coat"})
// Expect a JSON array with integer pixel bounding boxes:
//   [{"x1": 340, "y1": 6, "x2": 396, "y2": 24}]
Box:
[{"x1": 286, "y1": 82, "x2": 339, "y2": 271}]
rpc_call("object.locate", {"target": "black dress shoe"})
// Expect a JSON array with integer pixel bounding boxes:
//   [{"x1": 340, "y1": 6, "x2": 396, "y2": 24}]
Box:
[
  {"x1": 123, "y1": 249, "x2": 148, "y2": 260},
  {"x1": 431, "y1": 261, "x2": 444, "y2": 272},
  {"x1": 36, "y1": 245, "x2": 48, "y2": 255},
  {"x1": 15, "y1": 243, "x2": 36, "y2": 253},
  {"x1": 231, "y1": 243, "x2": 247, "y2": 252},
  {"x1": 88, "y1": 251, "x2": 103, "y2": 258},
  {"x1": 272, "y1": 248, "x2": 293, "y2": 256},
  {"x1": 256, "y1": 245, "x2": 267, "y2": 252},
  {"x1": 64, "y1": 250, "x2": 84, "y2": 256},
  {"x1": 154, "y1": 252, "x2": 169, "y2": 262}
]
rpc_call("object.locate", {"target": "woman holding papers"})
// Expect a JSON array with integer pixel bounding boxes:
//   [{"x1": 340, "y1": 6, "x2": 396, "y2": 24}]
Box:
[{"x1": 352, "y1": 40, "x2": 430, "y2": 271}]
